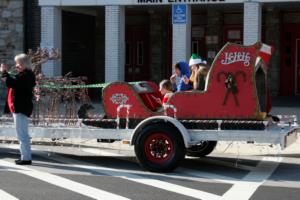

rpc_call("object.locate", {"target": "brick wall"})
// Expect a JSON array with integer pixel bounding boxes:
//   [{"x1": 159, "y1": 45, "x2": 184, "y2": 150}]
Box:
[
  {"x1": 0, "y1": 0, "x2": 24, "y2": 104},
  {"x1": 0, "y1": 0, "x2": 24, "y2": 65}
]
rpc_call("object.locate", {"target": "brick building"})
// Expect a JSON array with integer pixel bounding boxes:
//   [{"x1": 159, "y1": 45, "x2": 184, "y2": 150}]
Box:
[
  {"x1": 0, "y1": 0, "x2": 40, "y2": 102},
  {"x1": 2, "y1": 0, "x2": 300, "y2": 96}
]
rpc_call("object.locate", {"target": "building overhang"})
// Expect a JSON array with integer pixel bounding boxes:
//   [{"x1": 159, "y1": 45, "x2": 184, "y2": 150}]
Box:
[{"x1": 39, "y1": 0, "x2": 300, "y2": 7}]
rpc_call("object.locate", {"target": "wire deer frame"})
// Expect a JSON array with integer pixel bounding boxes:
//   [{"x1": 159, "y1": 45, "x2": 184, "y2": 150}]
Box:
[{"x1": 27, "y1": 48, "x2": 91, "y2": 125}]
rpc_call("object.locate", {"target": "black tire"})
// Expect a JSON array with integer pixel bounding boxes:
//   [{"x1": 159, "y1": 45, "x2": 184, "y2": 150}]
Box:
[
  {"x1": 186, "y1": 141, "x2": 217, "y2": 157},
  {"x1": 134, "y1": 123, "x2": 186, "y2": 172}
]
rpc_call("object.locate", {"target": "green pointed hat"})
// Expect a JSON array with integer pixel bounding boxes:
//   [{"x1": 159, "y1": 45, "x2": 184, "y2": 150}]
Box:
[{"x1": 189, "y1": 53, "x2": 203, "y2": 66}]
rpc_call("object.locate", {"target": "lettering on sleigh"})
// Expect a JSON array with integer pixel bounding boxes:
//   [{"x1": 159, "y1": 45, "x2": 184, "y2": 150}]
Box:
[
  {"x1": 221, "y1": 52, "x2": 251, "y2": 67},
  {"x1": 110, "y1": 93, "x2": 129, "y2": 105}
]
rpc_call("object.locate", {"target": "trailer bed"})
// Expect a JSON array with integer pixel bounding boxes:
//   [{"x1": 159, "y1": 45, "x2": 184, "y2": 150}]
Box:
[{"x1": 0, "y1": 119, "x2": 297, "y2": 150}]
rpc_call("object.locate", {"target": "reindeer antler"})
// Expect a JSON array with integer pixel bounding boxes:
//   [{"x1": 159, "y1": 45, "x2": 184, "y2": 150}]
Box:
[{"x1": 27, "y1": 47, "x2": 60, "y2": 75}]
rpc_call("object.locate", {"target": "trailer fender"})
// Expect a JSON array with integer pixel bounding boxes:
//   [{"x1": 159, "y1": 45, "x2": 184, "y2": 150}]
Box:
[{"x1": 130, "y1": 116, "x2": 191, "y2": 148}]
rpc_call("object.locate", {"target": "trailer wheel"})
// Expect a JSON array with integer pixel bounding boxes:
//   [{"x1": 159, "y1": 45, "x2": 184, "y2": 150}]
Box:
[
  {"x1": 134, "y1": 123, "x2": 186, "y2": 172},
  {"x1": 186, "y1": 141, "x2": 217, "y2": 157}
]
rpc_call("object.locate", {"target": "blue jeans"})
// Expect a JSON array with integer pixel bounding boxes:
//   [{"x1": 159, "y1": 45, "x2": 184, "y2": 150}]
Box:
[{"x1": 13, "y1": 113, "x2": 32, "y2": 161}]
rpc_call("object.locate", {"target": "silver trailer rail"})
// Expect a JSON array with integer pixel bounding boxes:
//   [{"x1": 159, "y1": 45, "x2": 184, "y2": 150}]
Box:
[{"x1": 0, "y1": 117, "x2": 297, "y2": 150}]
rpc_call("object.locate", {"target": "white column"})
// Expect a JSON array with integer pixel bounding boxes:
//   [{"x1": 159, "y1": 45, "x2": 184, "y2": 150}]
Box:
[
  {"x1": 243, "y1": 1, "x2": 262, "y2": 45},
  {"x1": 172, "y1": 5, "x2": 191, "y2": 66},
  {"x1": 40, "y1": 6, "x2": 62, "y2": 77},
  {"x1": 105, "y1": 5, "x2": 125, "y2": 82}
]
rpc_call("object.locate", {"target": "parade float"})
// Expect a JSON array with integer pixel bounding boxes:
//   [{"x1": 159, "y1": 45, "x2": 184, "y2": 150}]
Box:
[{"x1": 0, "y1": 42, "x2": 298, "y2": 172}]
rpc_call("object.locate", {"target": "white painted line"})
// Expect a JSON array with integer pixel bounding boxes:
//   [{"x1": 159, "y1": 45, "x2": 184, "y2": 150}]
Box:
[
  {"x1": 3, "y1": 144, "x2": 282, "y2": 200},
  {"x1": 197, "y1": 157, "x2": 256, "y2": 171},
  {"x1": 1, "y1": 144, "x2": 241, "y2": 185},
  {"x1": 263, "y1": 180, "x2": 300, "y2": 189},
  {"x1": 178, "y1": 167, "x2": 239, "y2": 185},
  {"x1": 112, "y1": 172, "x2": 221, "y2": 200},
  {"x1": 81, "y1": 148, "x2": 126, "y2": 157},
  {"x1": 40, "y1": 153, "x2": 221, "y2": 200},
  {"x1": 0, "y1": 144, "x2": 128, "y2": 157},
  {"x1": 22, "y1": 155, "x2": 222, "y2": 185},
  {"x1": 0, "y1": 160, "x2": 130, "y2": 200},
  {"x1": 0, "y1": 189, "x2": 19, "y2": 200},
  {"x1": 220, "y1": 156, "x2": 282, "y2": 200}
]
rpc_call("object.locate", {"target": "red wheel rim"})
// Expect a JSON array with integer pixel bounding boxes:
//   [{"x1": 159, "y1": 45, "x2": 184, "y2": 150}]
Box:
[{"x1": 144, "y1": 133, "x2": 174, "y2": 164}]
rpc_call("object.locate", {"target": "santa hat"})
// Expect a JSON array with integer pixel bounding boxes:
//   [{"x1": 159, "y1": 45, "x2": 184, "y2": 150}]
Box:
[{"x1": 189, "y1": 53, "x2": 207, "y2": 66}]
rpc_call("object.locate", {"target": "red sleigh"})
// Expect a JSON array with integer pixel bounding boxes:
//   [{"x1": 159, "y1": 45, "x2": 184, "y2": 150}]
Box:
[{"x1": 102, "y1": 42, "x2": 273, "y2": 120}]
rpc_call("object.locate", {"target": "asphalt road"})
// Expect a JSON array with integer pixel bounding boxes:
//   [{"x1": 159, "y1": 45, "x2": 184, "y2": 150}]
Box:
[{"x1": 0, "y1": 143, "x2": 300, "y2": 200}]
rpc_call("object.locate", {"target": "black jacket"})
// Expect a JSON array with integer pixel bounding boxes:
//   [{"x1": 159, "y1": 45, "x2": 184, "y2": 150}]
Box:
[{"x1": 2, "y1": 69, "x2": 36, "y2": 117}]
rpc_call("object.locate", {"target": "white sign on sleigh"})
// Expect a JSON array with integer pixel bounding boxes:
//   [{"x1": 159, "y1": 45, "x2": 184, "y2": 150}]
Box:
[{"x1": 110, "y1": 93, "x2": 129, "y2": 105}]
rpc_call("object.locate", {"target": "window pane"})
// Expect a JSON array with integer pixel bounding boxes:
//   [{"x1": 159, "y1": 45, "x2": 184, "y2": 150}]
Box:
[
  {"x1": 126, "y1": 42, "x2": 131, "y2": 65},
  {"x1": 192, "y1": 41, "x2": 198, "y2": 54},
  {"x1": 137, "y1": 42, "x2": 144, "y2": 65}
]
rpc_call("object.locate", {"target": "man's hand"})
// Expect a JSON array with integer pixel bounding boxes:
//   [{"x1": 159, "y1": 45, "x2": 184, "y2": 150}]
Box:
[
  {"x1": 0, "y1": 63, "x2": 8, "y2": 82},
  {"x1": 0, "y1": 63, "x2": 8, "y2": 72}
]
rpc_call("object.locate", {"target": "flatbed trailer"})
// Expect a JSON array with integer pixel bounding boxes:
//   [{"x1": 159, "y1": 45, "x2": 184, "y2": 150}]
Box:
[{"x1": 0, "y1": 115, "x2": 298, "y2": 172}]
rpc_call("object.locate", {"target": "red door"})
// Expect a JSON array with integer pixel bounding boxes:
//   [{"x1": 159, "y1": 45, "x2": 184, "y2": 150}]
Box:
[
  {"x1": 280, "y1": 24, "x2": 300, "y2": 95},
  {"x1": 125, "y1": 26, "x2": 149, "y2": 82},
  {"x1": 166, "y1": 16, "x2": 173, "y2": 79},
  {"x1": 297, "y1": 39, "x2": 300, "y2": 94}
]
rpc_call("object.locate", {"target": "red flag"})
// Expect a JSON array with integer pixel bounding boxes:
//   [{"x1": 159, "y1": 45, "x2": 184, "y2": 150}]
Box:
[{"x1": 258, "y1": 44, "x2": 274, "y2": 66}]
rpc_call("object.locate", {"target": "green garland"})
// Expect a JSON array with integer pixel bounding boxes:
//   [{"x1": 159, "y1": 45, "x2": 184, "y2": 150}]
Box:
[
  {"x1": 37, "y1": 81, "x2": 141, "y2": 89},
  {"x1": 1, "y1": 71, "x2": 142, "y2": 89}
]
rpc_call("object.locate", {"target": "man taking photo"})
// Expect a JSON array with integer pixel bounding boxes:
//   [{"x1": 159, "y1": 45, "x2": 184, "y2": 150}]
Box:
[{"x1": 0, "y1": 54, "x2": 36, "y2": 165}]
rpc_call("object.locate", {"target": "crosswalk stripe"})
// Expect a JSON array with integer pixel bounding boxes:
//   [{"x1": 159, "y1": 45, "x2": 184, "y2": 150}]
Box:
[
  {"x1": 193, "y1": 157, "x2": 256, "y2": 171},
  {"x1": 0, "y1": 189, "x2": 19, "y2": 200},
  {"x1": 1, "y1": 144, "x2": 238, "y2": 185},
  {"x1": 220, "y1": 156, "x2": 282, "y2": 200},
  {"x1": 0, "y1": 160, "x2": 130, "y2": 200},
  {"x1": 40, "y1": 153, "x2": 222, "y2": 200},
  {"x1": 178, "y1": 167, "x2": 239, "y2": 185},
  {"x1": 1, "y1": 144, "x2": 283, "y2": 200}
]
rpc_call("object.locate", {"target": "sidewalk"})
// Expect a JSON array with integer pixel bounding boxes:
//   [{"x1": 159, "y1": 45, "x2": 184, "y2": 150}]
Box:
[{"x1": 270, "y1": 96, "x2": 300, "y2": 122}]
